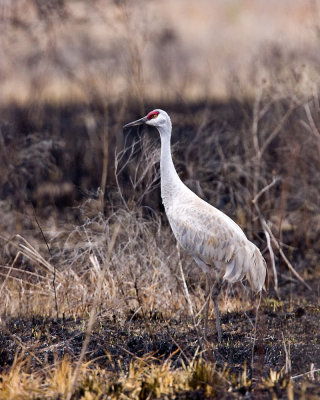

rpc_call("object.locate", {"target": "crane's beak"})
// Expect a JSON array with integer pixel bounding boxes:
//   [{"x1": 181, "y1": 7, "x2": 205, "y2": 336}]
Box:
[{"x1": 123, "y1": 116, "x2": 147, "y2": 129}]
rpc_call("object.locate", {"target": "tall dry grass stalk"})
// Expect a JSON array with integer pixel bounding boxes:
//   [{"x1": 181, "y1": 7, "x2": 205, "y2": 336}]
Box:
[{"x1": 66, "y1": 223, "x2": 120, "y2": 400}]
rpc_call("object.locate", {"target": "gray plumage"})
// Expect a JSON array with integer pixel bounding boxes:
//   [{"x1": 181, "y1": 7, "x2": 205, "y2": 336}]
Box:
[
  {"x1": 166, "y1": 192, "x2": 266, "y2": 292},
  {"x1": 124, "y1": 109, "x2": 266, "y2": 342}
]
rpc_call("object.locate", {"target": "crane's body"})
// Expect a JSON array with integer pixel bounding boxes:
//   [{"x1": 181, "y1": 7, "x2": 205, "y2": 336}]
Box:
[{"x1": 124, "y1": 109, "x2": 266, "y2": 342}]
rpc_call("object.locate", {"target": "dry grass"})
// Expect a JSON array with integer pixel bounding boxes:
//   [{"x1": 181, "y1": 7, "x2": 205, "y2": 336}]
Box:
[
  {"x1": 0, "y1": 1, "x2": 320, "y2": 399},
  {"x1": 1, "y1": 201, "x2": 253, "y2": 321},
  {"x1": 0, "y1": 354, "x2": 301, "y2": 400}
]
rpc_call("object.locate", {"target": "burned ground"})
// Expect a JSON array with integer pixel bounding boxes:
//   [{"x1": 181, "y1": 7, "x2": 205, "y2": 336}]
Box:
[{"x1": 0, "y1": 277, "x2": 319, "y2": 398}]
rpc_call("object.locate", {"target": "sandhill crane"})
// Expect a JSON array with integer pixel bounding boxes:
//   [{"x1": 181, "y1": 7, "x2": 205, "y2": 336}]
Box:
[{"x1": 123, "y1": 109, "x2": 266, "y2": 342}]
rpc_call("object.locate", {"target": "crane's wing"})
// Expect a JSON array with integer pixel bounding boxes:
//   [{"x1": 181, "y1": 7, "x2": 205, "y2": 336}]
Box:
[{"x1": 166, "y1": 200, "x2": 266, "y2": 291}]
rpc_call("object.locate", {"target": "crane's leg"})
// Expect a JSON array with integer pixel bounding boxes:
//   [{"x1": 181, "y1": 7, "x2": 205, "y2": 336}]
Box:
[
  {"x1": 192, "y1": 257, "x2": 222, "y2": 342},
  {"x1": 192, "y1": 256, "x2": 212, "y2": 339},
  {"x1": 204, "y1": 273, "x2": 212, "y2": 340},
  {"x1": 212, "y1": 278, "x2": 223, "y2": 343}
]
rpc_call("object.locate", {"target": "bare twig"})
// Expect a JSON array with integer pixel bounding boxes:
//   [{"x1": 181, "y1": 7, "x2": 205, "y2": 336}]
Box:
[
  {"x1": 265, "y1": 230, "x2": 277, "y2": 289},
  {"x1": 304, "y1": 103, "x2": 320, "y2": 158},
  {"x1": 0, "y1": 271, "x2": 46, "y2": 290},
  {"x1": 291, "y1": 365, "x2": 320, "y2": 380},
  {"x1": 275, "y1": 241, "x2": 311, "y2": 290},
  {"x1": 252, "y1": 178, "x2": 311, "y2": 291},
  {"x1": 281, "y1": 332, "x2": 291, "y2": 374},
  {"x1": 252, "y1": 177, "x2": 280, "y2": 205},
  {"x1": 252, "y1": 178, "x2": 280, "y2": 292},
  {"x1": 260, "y1": 106, "x2": 294, "y2": 157},
  {"x1": 0, "y1": 251, "x2": 24, "y2": 298},
  {"x1": 99, "y1": 124, "x2": 109, "y2": 212}
]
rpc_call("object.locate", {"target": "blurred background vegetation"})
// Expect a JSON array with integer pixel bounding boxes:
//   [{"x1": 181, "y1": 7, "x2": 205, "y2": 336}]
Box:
[{"x1": 0, "y1": 0, "x2": 320, "y2": 317}]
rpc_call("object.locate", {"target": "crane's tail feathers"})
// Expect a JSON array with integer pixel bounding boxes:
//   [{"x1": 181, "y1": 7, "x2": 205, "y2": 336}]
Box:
[
  {"x1": 223, "y1": 256, "x2": 245, "y2": 283},
  {"x1": 246, "y1": 245, "x2": 267, "y2": 292},
  {"x1": 223, "y1": 243, "x2": 266, "y2": 292}
]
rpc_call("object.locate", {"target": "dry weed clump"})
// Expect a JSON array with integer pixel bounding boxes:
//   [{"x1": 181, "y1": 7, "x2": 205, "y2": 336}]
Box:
[
  {"x1": 0, "y1": 356, "x2": 220, "y2": 399},
  {"x1": 1, "y1": 354, "x2": 314, "y2": 400},
  {"x1": 0, "y1": 201, "x2": 206, "y2": 320},
  {"x1": 52, "y1": 205, "x2": 200, "y2": 319}
]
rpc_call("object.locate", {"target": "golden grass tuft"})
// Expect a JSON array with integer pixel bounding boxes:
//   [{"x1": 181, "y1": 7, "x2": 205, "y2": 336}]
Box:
[
  {"x1": 1, "y1": 354, "x2": 314, "y2": 399},
  {"x1": 0, "y1": 355, "x2": 250, "y2": 400}
]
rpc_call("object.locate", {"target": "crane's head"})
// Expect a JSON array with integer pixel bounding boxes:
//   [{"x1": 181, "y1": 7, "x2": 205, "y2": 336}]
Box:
[{"x1": 123, "y1": 109, "x2": 172, "y2": 134}]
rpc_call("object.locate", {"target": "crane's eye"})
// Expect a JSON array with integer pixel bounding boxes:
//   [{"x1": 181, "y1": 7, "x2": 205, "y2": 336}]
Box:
[{"x1": 147, "y1": 110, "x2": 160, "y2": 120}]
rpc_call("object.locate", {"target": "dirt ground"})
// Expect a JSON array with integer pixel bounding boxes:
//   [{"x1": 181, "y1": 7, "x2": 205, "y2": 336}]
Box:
[{"x1": 1, "y1": 276, "x2": 319, "y2": 398}]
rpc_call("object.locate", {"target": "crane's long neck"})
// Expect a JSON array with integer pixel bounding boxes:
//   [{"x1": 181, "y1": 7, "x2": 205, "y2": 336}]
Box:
[{"x1": 158, "y1": 126, "x2": 185, "y2": 209}]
